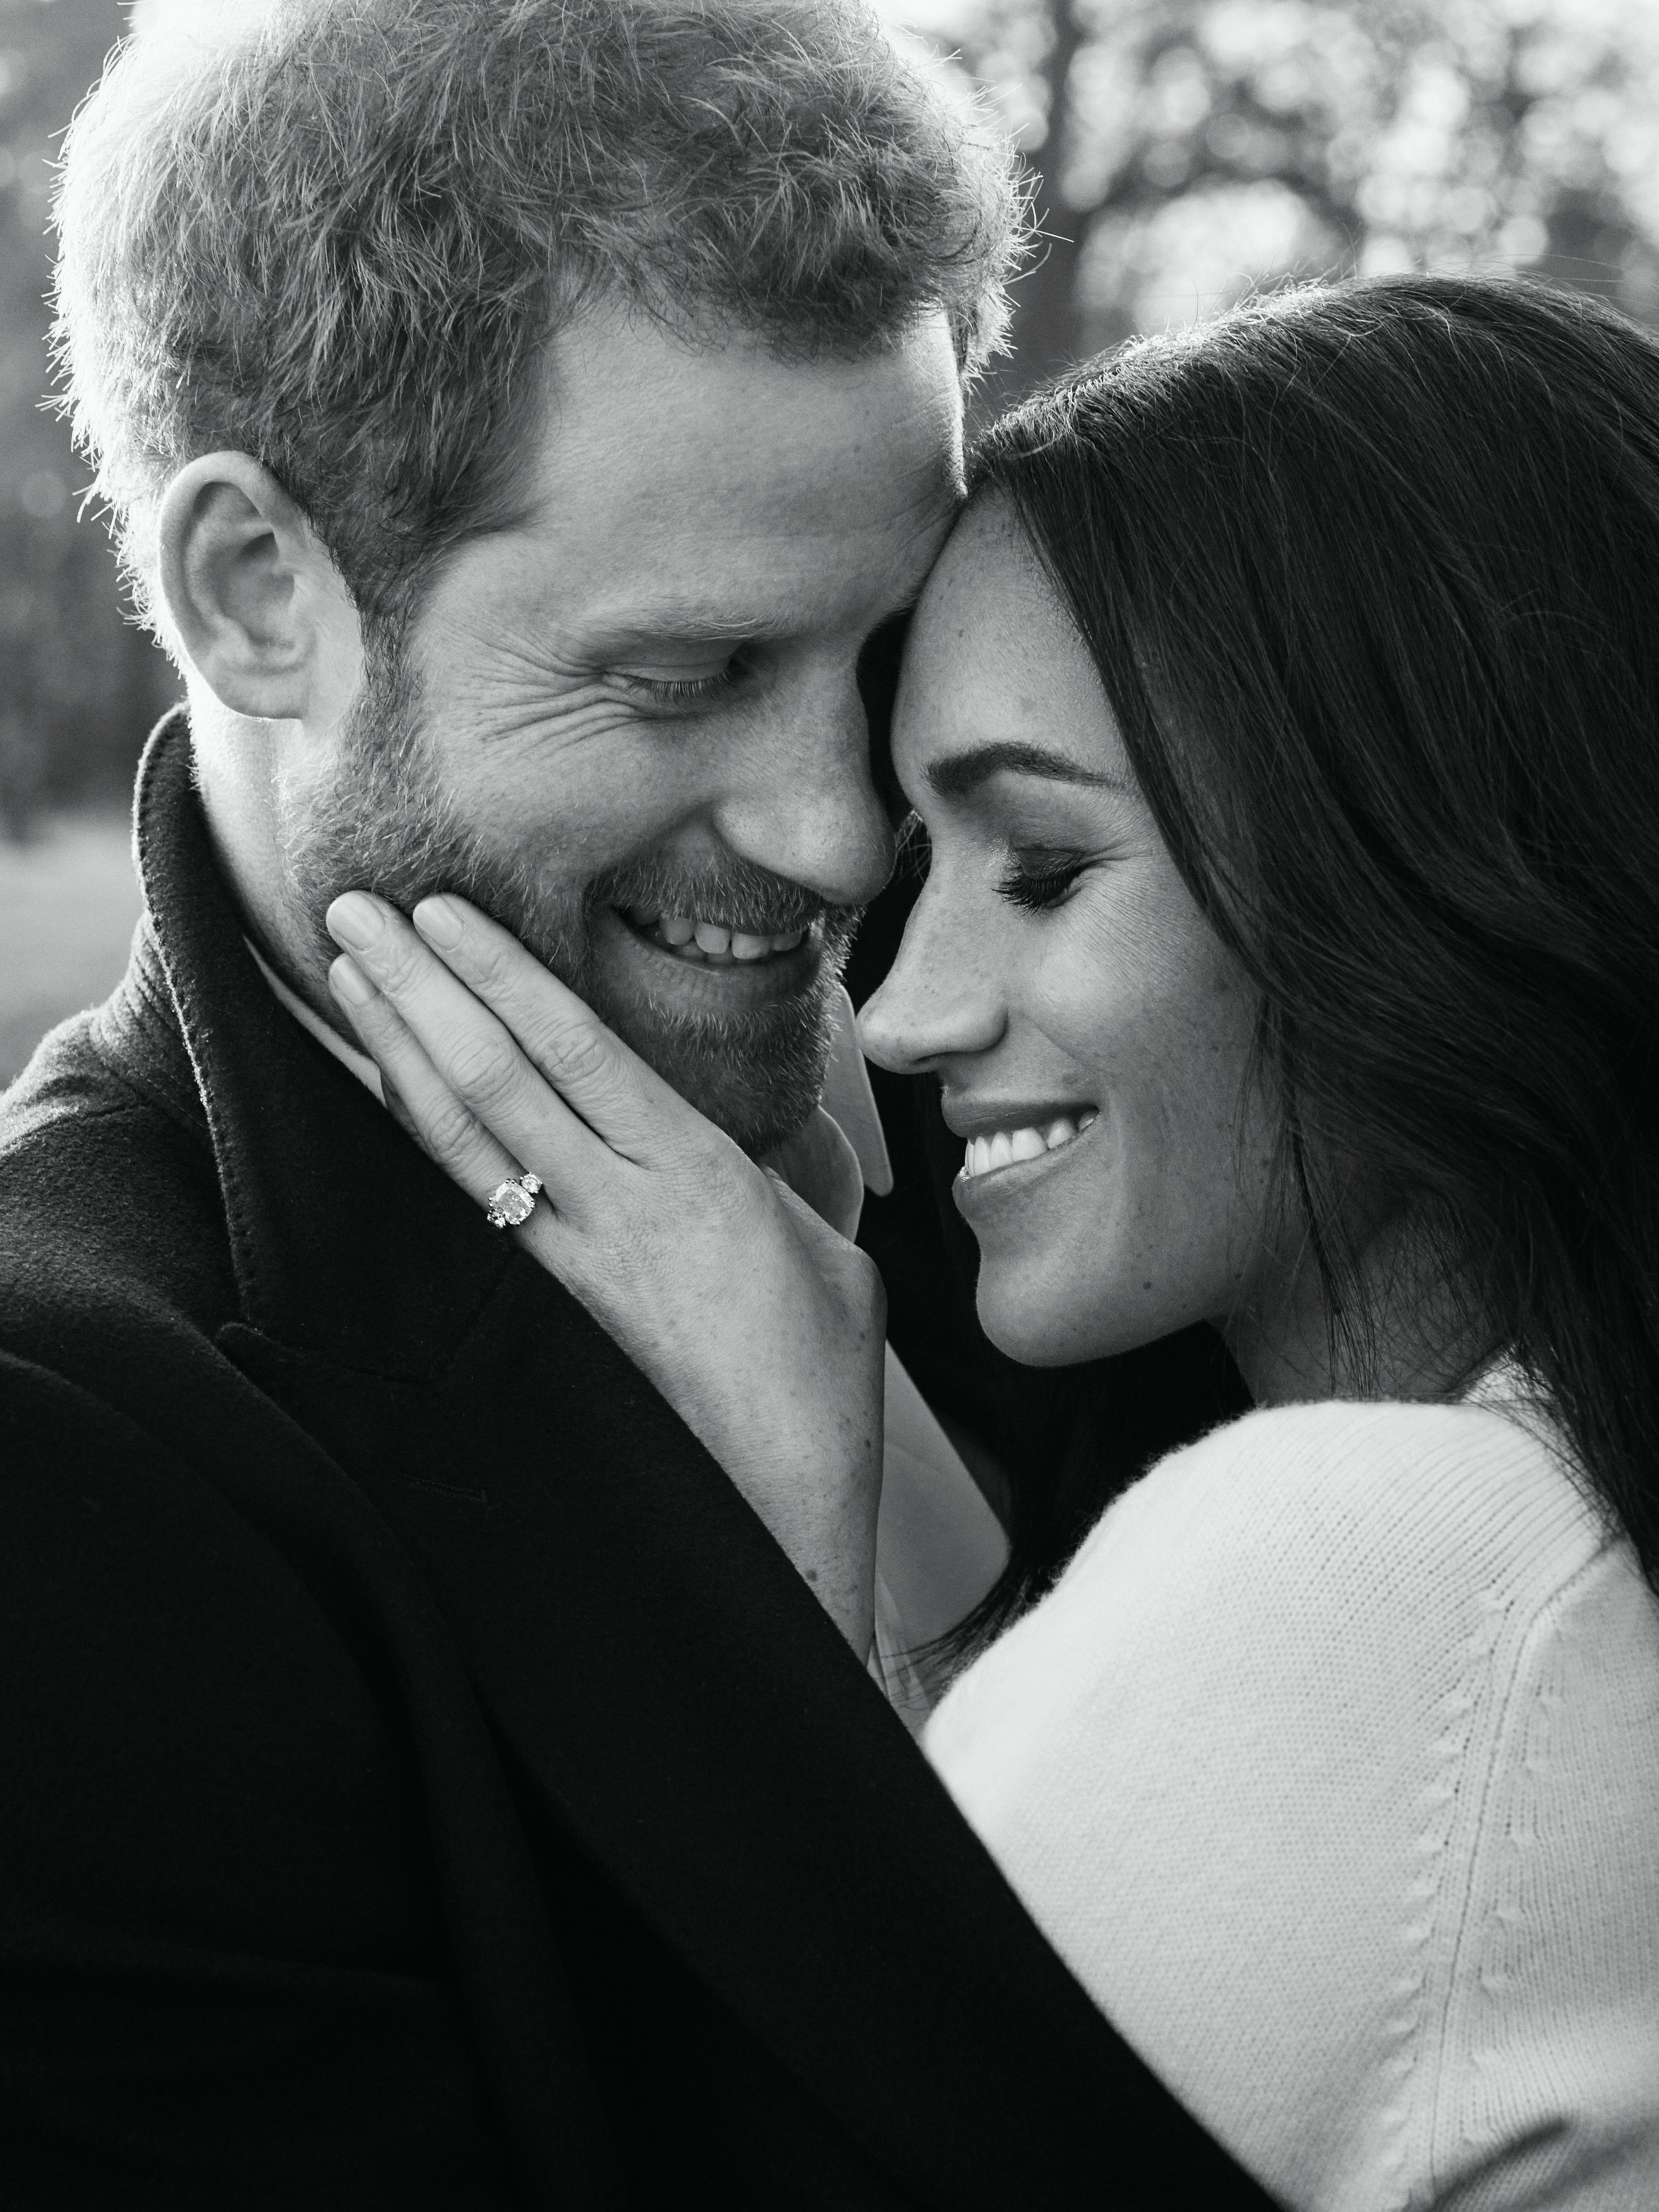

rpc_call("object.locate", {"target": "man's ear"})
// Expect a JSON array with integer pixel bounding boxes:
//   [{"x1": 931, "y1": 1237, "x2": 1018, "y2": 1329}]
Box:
[{"x1": 155, "y1": 453, "x2": 360, "y2": 720}]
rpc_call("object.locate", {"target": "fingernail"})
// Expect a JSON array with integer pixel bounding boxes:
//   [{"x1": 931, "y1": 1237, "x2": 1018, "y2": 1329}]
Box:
[
  {"x1": 329, "y1": 954, "x2": 377, "y2": 1008},
  {"x1": 327, "y1": 893, "x2": 384, "y2": 951},
  {"x1": 413, "y1": 895, "x2": 463, "y2": 949}
]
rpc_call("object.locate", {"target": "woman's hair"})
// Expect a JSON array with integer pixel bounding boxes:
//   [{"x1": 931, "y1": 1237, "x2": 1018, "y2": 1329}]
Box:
[{"x1": 969, "y1": 272, "x2": 1659, "y2": 1607}]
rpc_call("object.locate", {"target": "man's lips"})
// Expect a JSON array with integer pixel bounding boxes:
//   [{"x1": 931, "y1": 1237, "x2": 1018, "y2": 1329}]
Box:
[
  {"x1": 594, "y1": 904, "x2": 823, "y2": 1007},
  {"x1": 616, "y1": 900, "x2": 813, "y2": 967}
]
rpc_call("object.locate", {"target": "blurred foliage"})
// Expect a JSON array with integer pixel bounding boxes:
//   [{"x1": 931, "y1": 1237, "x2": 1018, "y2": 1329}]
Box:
[
  {"x1": 882, "y1": 0, "x2": 1659, "y2": 406},
  {"x1": 0, "y1": 0, "x2": 174, "y2": 836},
  {"x1": 4, "y1": 0, "x2": 1659, "y2": 826}
]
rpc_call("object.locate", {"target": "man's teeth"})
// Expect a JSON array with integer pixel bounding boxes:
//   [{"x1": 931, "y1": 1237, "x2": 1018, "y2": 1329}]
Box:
[
  {"x1": 625, "y1": 908, "x2": 808, "y2": 964},
  {"x1": 961, "y1": 1111, "x2": 1098, "y2": 1181}
]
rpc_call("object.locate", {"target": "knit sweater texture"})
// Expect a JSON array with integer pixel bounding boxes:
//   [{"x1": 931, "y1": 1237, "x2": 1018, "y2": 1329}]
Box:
[{"x1": 925, "y1": 1389, "x2": 1659, "y2": 2210}]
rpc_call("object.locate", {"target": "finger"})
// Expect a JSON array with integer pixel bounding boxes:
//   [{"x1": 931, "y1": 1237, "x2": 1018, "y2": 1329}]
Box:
[
  {"x1": 328, "y1": 954, "x2": 535, "y2": 1213},
  {"x1": 408, "y1": 893, "x2": 705, "y2": 1163},
  {"x1": 327, "y1": 892, "x2": 616, "y2": 1200}
]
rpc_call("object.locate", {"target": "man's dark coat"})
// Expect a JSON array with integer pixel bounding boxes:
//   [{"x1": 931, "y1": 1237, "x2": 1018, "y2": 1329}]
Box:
[{"x1": 0, "y1": 715, "x2": 1273, "y2": 2209}]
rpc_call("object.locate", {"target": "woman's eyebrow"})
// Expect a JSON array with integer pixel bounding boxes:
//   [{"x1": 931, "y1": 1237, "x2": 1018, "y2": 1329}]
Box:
[{"x1": 925, "y1": 740, "x2": 1132, "y2": 799}]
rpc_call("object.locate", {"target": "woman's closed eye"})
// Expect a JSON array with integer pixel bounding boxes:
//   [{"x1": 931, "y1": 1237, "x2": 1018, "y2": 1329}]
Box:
[{"x1": 996, "y1": 846, "x2": 1092, "y2": 912}]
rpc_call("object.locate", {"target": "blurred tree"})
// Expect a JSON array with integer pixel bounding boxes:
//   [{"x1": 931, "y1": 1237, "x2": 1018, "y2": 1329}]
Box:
[
  {"x1": 883, "y1": 0, "x2": 1659, "y2": 408},
  {"x1": 0, "y1": 0, "x2": 176, "y2": 836}
]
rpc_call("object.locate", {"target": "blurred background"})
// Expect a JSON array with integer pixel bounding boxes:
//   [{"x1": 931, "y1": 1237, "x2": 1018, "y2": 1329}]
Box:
[{"x1": 3, "y1": 0, "x2": 1659, "y2": 1082}]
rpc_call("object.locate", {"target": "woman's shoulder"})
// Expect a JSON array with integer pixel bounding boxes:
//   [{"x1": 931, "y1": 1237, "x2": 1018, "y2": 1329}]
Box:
[
  {"x1": 1060, "y1": 1387, "x2": 1607, "y2": 1639},
  {"x1": 925, "y1": 1384, "x2": 1642, "y2": 1893}
]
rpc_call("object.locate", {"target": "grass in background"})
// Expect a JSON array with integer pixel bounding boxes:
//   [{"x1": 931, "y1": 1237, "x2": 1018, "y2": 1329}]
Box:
[{"x1": 0, "y1": 814, "x2": 142, "y2": 1086}]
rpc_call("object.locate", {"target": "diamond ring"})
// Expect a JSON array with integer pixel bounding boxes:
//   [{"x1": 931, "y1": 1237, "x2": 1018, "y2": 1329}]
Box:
[{"x1": 484, "y1": 1172, "x2": 543, "y2": 1229}]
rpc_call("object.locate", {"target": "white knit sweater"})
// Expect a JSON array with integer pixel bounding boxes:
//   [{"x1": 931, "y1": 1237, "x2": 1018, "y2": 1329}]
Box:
[{"x1": 924, "y1": 1386, "x2": 1659, "y2": 2210}]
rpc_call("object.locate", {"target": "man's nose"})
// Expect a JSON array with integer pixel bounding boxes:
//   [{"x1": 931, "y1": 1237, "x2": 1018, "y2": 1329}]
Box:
[
  {"x1": 711, "y1": 676, "x2": 896, "y2": 911},
  {"x1": 857, "y1": 870, "x2": 1005, "y2": 1075}
]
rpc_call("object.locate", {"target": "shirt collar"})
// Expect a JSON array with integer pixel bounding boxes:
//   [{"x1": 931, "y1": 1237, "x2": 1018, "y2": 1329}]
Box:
[{"x1": 248, "y1": 939, "x2": 387, "y2": 1101}]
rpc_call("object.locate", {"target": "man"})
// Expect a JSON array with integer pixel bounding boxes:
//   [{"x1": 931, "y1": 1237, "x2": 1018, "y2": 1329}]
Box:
[{"x1": 0, "y1": 2, "x2": 1275, "y2": 2202}]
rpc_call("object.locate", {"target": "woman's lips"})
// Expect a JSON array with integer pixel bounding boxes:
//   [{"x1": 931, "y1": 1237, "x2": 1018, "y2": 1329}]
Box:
[
  {"x1": 949, "y1": 1104, "x2": 1102, "y2": 1216},
  {"x1": 957, "y1": 1108, "x2": 1098, "y2": 1182}
]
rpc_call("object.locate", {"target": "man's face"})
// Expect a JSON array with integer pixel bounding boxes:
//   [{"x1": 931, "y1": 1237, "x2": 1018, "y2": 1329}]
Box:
[{"x1": 288, "y1": 308, "x2": 964, "y2": 1154}]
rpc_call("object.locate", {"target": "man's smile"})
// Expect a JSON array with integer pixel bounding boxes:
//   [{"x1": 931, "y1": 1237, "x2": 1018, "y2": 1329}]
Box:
[
  {"x1": 621, "y1": 902, "x2": 810, "y2": 966},
  {"x1": 595, "y1": 902, "x2": 825, "y2": 1012}
]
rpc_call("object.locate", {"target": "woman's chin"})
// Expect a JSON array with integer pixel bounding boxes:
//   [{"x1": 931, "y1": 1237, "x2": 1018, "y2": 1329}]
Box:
[
  {"x1": 975, "y1": 1271, "x2": 1107, "y2": 1368},
  {"x1": 974, "y1": 1260, "x2": 1198, "y2": 1370}
]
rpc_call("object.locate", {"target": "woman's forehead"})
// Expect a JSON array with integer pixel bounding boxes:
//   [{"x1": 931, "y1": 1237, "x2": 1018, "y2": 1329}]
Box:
[{"x1": 896, "y1": 500, "x2": 1131, "y2": 789}]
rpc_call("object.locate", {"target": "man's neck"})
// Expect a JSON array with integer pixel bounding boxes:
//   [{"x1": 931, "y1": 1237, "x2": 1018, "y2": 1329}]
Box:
[{"x1": 191, "y1": 688, "x2": 358, "y2": 1038}]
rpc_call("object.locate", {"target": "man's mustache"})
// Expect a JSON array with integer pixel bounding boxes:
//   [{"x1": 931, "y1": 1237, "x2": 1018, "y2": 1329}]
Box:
[{"x1": 585, "y1": 854, "x2": 858, "y2": 942}]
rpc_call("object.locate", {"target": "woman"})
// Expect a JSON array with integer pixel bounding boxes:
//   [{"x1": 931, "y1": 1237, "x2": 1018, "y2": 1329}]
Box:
[{"x1": 322, "y1": 274, "x2": 1659, "y2": 2206}]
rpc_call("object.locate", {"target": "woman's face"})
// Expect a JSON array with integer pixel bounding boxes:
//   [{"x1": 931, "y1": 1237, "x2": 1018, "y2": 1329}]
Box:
[{"x1": 858, "y1": 500, "x2": 1286, "y2": 1368}]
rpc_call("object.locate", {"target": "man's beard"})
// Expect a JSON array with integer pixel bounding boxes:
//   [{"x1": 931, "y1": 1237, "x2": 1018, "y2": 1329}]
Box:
[{"x1": 284, "y1": 648, "x2": 862, "y2": 1158}]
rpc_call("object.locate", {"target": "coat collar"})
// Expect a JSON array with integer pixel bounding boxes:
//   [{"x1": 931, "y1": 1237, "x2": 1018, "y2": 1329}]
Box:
[
  {"x1": 119, "y1": 709, "x2": 1269, "y2": 2209},
  {"x1": 130, "y1": 708, "x2": 520, "y2": 1378}
]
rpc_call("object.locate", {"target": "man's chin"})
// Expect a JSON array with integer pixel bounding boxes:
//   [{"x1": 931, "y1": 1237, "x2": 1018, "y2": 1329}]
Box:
[
  {"x1": 577, "y1": 902, "x2": 849, "y2": 1157},
  {"x1": 589, "y1": 984, "x2": 834, "y2": 1160}
]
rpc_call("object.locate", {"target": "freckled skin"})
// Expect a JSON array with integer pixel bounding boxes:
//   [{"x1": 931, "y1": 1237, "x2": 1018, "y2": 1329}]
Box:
[{"x1": 859, "y1": 502, "x2": 1297, "y2": 1371}]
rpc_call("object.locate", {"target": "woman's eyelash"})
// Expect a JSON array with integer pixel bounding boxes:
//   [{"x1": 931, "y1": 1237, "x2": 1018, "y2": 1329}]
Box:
[{"x1": 996, "y1": 851, "x2": 1089, "y2": 911}]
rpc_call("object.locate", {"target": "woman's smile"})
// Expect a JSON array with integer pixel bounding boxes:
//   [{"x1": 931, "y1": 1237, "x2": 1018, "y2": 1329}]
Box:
[{"x1": 949, "y1": 1103, "x2": 1100, "y2": 1198}]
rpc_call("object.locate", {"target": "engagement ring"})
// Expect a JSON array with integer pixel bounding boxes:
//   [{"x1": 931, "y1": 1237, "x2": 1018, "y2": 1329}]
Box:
[{"x1": 484, "y1": 1172, "x2": 543, "y2": 1229}]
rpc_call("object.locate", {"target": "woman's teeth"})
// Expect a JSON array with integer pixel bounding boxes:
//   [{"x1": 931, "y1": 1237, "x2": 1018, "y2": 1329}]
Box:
[
  {"x1": 624, "y1": 908, "x2": 808, "y2": 966},
  {"x1": 961, "y1": 1110, "x2": 1098, "y2": 1181}
]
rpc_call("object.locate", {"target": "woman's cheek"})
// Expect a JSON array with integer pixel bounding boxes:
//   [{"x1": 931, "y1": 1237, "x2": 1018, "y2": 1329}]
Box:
[{"x1": 1006, "y1": 894, "x2": 1265, "y2": 1356}]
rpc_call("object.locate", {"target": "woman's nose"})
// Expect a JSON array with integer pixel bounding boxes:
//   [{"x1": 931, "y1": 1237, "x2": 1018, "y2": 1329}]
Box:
[{"x1": 858, "y1": 878, "x2": 1005, "y2": 1075}]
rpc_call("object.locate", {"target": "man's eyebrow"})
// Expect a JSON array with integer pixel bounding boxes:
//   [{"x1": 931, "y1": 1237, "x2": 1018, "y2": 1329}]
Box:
[
  {"x1": 579, "y1": 602, "x2": 798, "y2": 647},
  {"x1": 580, "y1": 586, "x2": 928, "y2": 651},
  {"x1": 926, "y1": 741, "x2": 1133, "y2": 799}
]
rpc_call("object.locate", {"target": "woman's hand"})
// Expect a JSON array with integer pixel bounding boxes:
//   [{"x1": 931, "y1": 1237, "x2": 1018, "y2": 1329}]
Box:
[{"x1": 324, "y1": 890, "x2": 885, "y2": 1655}]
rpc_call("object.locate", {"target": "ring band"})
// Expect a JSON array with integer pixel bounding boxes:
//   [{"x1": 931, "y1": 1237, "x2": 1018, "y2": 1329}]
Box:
[{"x1": 485, "y1": 1172, "x2": 543, "y2": 1229}]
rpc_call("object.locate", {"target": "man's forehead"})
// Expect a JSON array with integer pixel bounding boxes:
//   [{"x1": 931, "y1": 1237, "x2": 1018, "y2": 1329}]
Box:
[
  {"x1": 549, "y1": 499, "x2": 952, "y2": 648},
  {"x1": 444, "y1": 308, "x2": 964, "y2": 643},
  {"x1": 530, "y1": 307, "x2": 964, "y2": 523},
  {"x1": 518, "y1": 436, "x2": 957, "y2": 641},
  {"x1": 538, "y1": 441, "x2": 959, "y2": 551}
]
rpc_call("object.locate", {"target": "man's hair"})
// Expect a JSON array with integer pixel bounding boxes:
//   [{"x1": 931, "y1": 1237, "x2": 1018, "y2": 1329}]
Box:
[{"x1": 53, "y1": 0, "x2": 1025, "y2": 636}]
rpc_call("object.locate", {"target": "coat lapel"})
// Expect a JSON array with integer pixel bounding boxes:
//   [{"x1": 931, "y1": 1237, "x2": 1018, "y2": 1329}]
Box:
[{"x1": 134, "y1": 714, "x2": 1272, "y2": 2208}]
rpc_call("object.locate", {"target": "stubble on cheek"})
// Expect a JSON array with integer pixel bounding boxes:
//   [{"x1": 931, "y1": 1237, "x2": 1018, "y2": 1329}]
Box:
[{"x1": 280, "y1": 651, "x2": 851, "y2": 1157}]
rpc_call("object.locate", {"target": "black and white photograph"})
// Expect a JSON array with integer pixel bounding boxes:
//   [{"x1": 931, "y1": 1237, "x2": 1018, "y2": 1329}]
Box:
[{"x1": 4, "y1": 0, "x2": 1659, "y2": 2203}]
